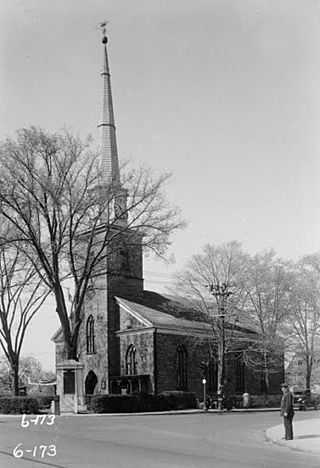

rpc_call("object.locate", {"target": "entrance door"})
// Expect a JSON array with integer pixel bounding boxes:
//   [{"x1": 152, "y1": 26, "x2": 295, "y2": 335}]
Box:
[{"x1": 85, "y1": 370, "x2": 98, "y2": 402}]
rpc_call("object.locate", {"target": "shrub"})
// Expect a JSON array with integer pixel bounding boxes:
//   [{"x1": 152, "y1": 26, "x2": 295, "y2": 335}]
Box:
[
  {"x1": 242, "y1": 394, "x2": 281, "y2": 408},
  {"x1": 228, "y1": 395, "x2": 243, "y2": 409},
  {"x1": 0, "y1": 397, "x2": 39, "y2": 414},
  {"x1": 35, "y1": 395, "x2": 55, "y2": 410},
  {"x1": 91, "y1": 394, "x2": 141, "y2": 414},
  {"x1": 159, "y1": 391, "x2": 197, "y2": 410},
  {"x1": 90, "y1": 391, "x2": 197, "y2": 414},
  {"x1": 138, "y1": 393, "x2": 168, "y2": 412}
]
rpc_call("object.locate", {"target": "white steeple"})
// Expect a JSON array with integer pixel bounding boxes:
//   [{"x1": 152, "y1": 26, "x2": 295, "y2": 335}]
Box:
[
  {"x1": 98, "y1": 26, "x2": 120, "y2": 186},
  {"x1": 98, "y1": 24, "x2": 127, "y2": 224}
]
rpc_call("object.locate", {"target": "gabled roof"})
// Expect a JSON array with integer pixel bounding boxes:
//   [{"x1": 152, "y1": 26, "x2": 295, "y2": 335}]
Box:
[
  {"x1": 140, "y1": 291, "x2": 259, "y2": 333},
  {"x1": 51, "y1": 327, "x2": 63, "y2": 342},
  {"x1": 116, "y1": 296, "x2": 212, "y2": 334},
  {"x1": 51, "y1": 290, "x2": 260, "y2": 343},
  {"x1": 116, "y1": 291, "x2": 259, "y2": 335}
]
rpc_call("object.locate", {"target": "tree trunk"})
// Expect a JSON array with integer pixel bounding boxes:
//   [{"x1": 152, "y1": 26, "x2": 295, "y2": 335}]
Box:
[
  {"x1": 11, "y1": 362, "x2": 19, "y2": 396},
  {"x1": 69, "y1": 319, "x2": 82, "y2": 361},
  {"x1": 53, "y1": 283, "x2": 75, "y2": 360},
  {"x1": 305, "y1": 357, "x2": 312, "y2": 389},
  {"x1": 263, "y1": 349, "x2": 270, "y2": 395}
]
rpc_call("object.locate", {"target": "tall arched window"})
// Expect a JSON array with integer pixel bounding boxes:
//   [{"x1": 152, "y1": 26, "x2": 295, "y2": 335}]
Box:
[
  {"x1": 175, "y1": 345, "x2": 188, "y2": 391},
  {"x1": 86, "y1": 315, "x2": 95, "y2": 354},
  {"x1": 126, "y1": 345, "x2": 137, "y2": 375}
]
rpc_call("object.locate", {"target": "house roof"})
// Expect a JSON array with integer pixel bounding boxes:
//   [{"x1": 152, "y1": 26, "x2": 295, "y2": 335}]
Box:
[
  {"x1": 51, "y1": 327, "x2": 63, "y2": 342},
  {"x1": 116, "y1": 290, "x2": 259, "y2": 335},
  {"x1": 51, "y1": 289, "x2": 259, "y2": 342},
  {"x1": 115, "y1": 296, "x2": 212, "y2": 334}
]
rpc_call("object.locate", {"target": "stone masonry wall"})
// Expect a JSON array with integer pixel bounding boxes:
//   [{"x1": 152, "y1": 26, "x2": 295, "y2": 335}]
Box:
[
  {"x1": 119, "y1": 331, "x2": 154, "y2": 391},
  {"x1": 156, "y1": 333, "x2": 209, "y2": 398},
  {"x1": 156, "y1": 333, "x2": 284, "y2": 399},
  {"x1": 75, "y1": 225, "x2": 144, "y2": 394},
  {"x1": 78, "y1": 281, "x2": 109, "y2": 394}
]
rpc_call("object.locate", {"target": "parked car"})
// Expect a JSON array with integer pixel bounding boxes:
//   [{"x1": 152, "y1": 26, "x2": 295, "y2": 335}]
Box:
[{"x1": 293, "y1": 389, "x2": 320, "y2": 411}]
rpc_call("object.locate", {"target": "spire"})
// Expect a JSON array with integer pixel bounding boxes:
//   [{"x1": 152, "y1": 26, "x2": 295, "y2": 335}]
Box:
[
  {"x1": 98, "y1": 24, "x2": 127, "y2": 224},
  {"x1": 98, "y1": 24, "x2": 120, "y2": 186}
]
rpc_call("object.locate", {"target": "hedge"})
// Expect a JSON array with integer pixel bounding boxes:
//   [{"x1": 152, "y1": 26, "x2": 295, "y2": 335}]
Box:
[
  {"x1": 224, "y1": 394, "x2": 282, "y2": 409},
  {"x1": 90, "y1": 391, "x2": 197, "y2": 414},
  {"x1": 0, "y1": 397, "x2": 39, "y2": 414},
  {"x1": 205, "y1": 393, "x2": 282, "y2": 409},
  {"x1": 248, "y1": 394, "x2": 282, "y2": 408},
  {"x1": 160, "y1": 391, "x2": 197, "y2": 410},
  {"x1": 91, "y1": 394, "x2": 140, "y2": 413},
  {"x1": 36, "y1": 395, "x2": 55, "y2": 410}
]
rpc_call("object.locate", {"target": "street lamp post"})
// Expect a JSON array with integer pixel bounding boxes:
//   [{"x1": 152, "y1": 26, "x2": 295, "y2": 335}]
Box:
[
  {"x1": 202, "y1": 378, "x2": 208, "y2": 412},
  {"x1": 207, "y1": 283, "x2": 233, "y2": 411}
]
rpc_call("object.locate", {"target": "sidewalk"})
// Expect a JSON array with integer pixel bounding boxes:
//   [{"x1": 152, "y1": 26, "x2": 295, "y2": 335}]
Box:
[{"x1": 266, "y1": 418, "x2": 320, "y2": 454}]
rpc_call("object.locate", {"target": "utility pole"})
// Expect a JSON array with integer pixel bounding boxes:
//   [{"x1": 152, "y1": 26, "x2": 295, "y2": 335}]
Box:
[{"x1": 207, "y1": 283, "x2": 233, "y2": 410}]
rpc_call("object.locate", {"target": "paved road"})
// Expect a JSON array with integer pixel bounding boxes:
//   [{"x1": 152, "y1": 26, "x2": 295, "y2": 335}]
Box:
[{"x1": 0, "y1": 411, "x2": 319, "y2": 468}]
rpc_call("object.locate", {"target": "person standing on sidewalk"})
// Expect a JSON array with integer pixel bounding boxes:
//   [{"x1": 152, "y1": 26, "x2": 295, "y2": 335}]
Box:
[{"x1": 280, "y1": 383, "x2": 294, "y2": 440}]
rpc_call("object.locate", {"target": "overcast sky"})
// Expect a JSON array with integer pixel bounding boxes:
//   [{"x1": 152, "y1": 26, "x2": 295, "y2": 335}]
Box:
[{"x1": 1, "y1": 0, "x2": 320, "y2": 370}]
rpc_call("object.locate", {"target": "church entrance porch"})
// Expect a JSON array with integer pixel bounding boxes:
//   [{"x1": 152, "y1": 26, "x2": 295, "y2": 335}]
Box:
[
  {"x1": 109, "y1": 375, "x2": 150, "y2": 395},
  {"x1": 56, "y1": 360, "x2": 85, "y2": 413}
]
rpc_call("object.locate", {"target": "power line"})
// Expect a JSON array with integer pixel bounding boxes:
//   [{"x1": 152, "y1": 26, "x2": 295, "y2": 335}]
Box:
[
  {"x1": 144, "y1": 279, "x2": 173, "y2": 286},
  {"x1": 144, "y1": 270, "x2": 178, "y2": 279}
]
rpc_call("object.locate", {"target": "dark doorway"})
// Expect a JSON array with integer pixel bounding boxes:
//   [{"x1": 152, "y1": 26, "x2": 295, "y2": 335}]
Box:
[{"x1": 85, "y1": 370, "x2": 98, "y2": 395}]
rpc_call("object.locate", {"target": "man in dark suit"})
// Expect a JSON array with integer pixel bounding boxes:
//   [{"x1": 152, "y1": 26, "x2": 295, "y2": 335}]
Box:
[{"x1": 280, "y1": 383, "x2": 294, "y2": 440}]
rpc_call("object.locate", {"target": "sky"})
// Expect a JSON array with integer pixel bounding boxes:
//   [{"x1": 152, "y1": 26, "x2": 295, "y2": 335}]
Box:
[{"x1": 1, "y1": 0, "x2": 320, "y2": 370}]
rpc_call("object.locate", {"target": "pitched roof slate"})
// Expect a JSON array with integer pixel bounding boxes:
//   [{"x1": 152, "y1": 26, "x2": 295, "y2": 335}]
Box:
[{"x1": 116, "y1": 290, "x2": 259, "y2": 335}]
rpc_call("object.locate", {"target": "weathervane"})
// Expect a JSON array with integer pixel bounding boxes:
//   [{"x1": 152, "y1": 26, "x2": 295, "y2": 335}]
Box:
[{"x1": 98, "y1": 21, "x2": 109, "y2": 43}]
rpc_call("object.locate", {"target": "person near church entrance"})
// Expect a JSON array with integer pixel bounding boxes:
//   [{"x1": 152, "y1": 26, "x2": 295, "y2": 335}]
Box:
[
  {"x1": 280, "y1": 383, "x2": 294, "y2": 440},
  {"x1": 242, "y1": 390, "x2": 250, "y2": 408}
]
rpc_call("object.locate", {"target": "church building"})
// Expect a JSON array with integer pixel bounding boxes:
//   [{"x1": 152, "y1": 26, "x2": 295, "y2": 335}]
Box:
[{"x1": 52, "y1": 32, "x2": 283, "y2": 409}]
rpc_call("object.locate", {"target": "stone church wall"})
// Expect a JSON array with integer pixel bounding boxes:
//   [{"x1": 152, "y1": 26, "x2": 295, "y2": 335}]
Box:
[
  {"x1": 156, "y1": 333, "x2": 284, "y2": 399},
  {"x1": 156, "y1": 332, "x2": 209, "y2": 398},
  {"x1": 75, "y1": 225, "x2": 145, "y2": 394},
  {"x1": 78, "y1": 283, "x2": 109, "y2": 394},
  {"x1": 119, "y1": 331, "x2": 154, "y2": 391}
]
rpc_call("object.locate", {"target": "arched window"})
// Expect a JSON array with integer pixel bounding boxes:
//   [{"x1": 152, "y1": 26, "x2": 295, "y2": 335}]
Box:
[
  {"x1": 86, "y1": 315, "x2": 95, "y2": 354},
  {"x1": 126, "y1": 345, "x2": 137, "y2": 375},
  {"x1": 175, "y1": 345, "x2": 188, "y2": 391}
]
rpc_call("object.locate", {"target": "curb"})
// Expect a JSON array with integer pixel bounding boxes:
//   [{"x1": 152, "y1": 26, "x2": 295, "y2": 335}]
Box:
[
  {"x1": 266, "y1": 420, "x2": 320, "y2": 455},
  {"x1": 53, "y1": 408, "x2": 281, "y2": 417},
  {"x1": 0, "y1": 408, "x2": 280, "y2": 418}
]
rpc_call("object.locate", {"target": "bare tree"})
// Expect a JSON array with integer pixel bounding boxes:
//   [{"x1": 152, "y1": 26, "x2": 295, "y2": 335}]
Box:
[
  {"x1": 0, "y1": 355, "x2": 55, "y2": 394},
  {"x1": 0, "y1": 234, "x2": 49, "y2": 395},
  {"x1": 173, "y1": 241, "x2": 250, "y2": 394},
  {"x1": 0, "y1": 127, "x2": 184, "y2": 360},
  {"x1": 243, "y1": 251, "x2": 292, "y2": 393},
  {"x1": 286, "y1": 254, "x2": 320, "y2": 389}
]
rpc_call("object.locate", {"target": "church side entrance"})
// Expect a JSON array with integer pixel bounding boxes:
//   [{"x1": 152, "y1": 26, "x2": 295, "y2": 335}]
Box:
[{"x1": 85, "y1": 370, "x2": 98, "y2": 406}]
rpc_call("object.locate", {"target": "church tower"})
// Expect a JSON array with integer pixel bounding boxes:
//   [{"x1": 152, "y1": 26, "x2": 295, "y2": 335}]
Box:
[{"x1": 77, "y1": 28, "x2": 144, "y2": 395}]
